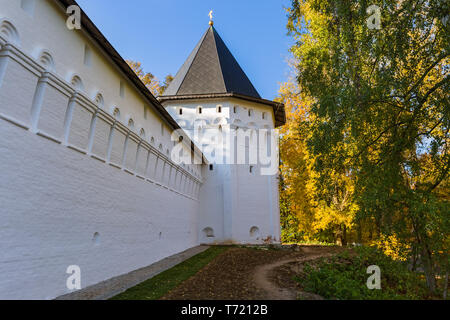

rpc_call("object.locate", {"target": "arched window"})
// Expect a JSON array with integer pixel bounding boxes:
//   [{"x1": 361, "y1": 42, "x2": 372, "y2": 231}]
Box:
[
  {"x1": 248, "y1": 109, "x2": 254, "y2": 117},
  {"x1": 127, "y1": 118, "x2": 135, "y2": 130},
  {"x1": 216, "y1": 105, "x2": 222, "y2": 113},
  {"x1": 197, "y1": 106, "x2": 203, "y2": 114},
  {"x1": 139, "y1": 128, "x2": 145, "y2": 139},
  {"x1": 262, "y1": 112, "x2": 266, "y2": 120},
  {"x1": 151, "y1": 137, "x2": 155, "y2": 144}
]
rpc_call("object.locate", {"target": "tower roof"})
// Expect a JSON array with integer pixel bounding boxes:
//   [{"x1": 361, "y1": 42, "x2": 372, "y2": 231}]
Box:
[{"x1": 163, "y1": 26, "x2": 261, "y2": 98}]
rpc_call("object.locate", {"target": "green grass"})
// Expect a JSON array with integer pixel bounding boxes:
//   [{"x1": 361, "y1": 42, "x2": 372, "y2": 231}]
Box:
[{"x1": 111, "y1": 246, "x2": 229, "y2": 300}]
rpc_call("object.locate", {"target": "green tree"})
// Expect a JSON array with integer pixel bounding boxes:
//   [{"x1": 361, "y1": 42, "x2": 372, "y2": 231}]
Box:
[{"x1": 287, "y1": 0, "x2": 449, "y2": 293}]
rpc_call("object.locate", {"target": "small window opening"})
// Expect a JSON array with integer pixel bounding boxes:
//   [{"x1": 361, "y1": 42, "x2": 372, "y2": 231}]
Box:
[
  {"x1": 21, "y1": 0, "x2": 35, "y2": 16},
  {"x1": 84, "y1": 45, "x2": 92, "y2": 66},
  {"x1": 120, "y1": 81, "x2": 125, "y2": 98}
]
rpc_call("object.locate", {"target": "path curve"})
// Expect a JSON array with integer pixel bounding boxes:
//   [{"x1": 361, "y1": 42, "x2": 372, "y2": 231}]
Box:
[{"x1": 253, "y1": 251, "x2": 333, "y2": 300}]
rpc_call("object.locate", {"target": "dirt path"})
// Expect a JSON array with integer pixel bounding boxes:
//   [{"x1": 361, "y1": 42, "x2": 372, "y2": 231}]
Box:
[
  {"x1": 254, "y1": 258, "x2": 301, "y2": 300},
  {"x1": 160, "y1": 246, "x2": 342, "y2": 300},
  {"x1": 253, "y1": 249, "x2": 334, "y2": 300}
]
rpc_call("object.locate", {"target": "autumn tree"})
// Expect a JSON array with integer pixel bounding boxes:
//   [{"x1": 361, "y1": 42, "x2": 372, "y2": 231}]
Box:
[
  {"x1": 287, "y1": 0, "x2": 449, "y2": 292},
  {"x1": 160, "y1": 74, "x2": 174, "y2": 95},
  {"x1": 278, "y1": 80, "x2": 358, "y2": 245},
  {"x1": 278, "y1": 82, "x2": 316, "y2": 241},
  {"x1": 127, "y1": 60, "x2": 173, "y2": 96}
]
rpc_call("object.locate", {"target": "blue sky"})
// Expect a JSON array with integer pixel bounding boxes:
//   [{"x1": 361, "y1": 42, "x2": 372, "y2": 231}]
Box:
[{"x1": 76, "y1": 0, "x2": 295, "y2": 100}]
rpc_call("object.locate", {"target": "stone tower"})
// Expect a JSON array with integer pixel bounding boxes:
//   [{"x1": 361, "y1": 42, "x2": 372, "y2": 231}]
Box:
[{"x1": 159, "y1": 24, "x2": 285, "y2": 244}]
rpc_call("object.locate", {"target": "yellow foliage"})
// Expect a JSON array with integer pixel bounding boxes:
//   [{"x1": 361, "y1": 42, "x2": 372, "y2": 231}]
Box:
[
  {"x1": 371, "y1": 234, "x2": 411, "y2": 262},
  {"x1": 278, "y1": 80, "x2": 358, "y2": 244}
]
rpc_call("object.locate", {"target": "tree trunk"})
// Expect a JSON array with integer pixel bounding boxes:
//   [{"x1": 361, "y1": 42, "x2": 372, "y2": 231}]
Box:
[
  {"x1": 342, "y1": 225, "x2": 347, "y2": 246},
  {"x1": 443, "y1": 271, "x2": 448, "y2": 300},
  {"x1": 421, "y1": 247, "x2": 437, "y2": 294},
  {"x1": 337, "y1": 224, "x2": 348, "y2": 246},
  {"x1": 357, "y1": 220, "x2": 362, "y2": 243}
]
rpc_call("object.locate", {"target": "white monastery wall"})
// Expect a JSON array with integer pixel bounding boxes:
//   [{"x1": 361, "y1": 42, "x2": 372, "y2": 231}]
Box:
[{"x1": 0, "y1": 0, "x2": 203, "y2": 299}]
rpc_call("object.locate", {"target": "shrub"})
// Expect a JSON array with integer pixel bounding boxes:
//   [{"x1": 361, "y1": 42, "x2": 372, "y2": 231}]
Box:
[{"x1": 296, "y1": 246, "x2": 431, "y2": 300}]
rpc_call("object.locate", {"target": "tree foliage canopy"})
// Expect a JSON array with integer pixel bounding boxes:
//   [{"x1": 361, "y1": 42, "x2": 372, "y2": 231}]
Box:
[{"x1": 281, "y1": 0, "x2": 449, "y2": 293}]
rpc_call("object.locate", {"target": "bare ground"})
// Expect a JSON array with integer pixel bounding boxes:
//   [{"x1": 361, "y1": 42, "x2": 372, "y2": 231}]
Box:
[{"x1": 161, "y1": 245, "x2": 344, "y2": 300}]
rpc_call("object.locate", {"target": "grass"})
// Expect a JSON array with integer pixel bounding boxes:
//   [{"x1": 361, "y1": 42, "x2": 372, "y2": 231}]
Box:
[{"x1": 111, "y1": 246, "x2": 229, "y2": 300}]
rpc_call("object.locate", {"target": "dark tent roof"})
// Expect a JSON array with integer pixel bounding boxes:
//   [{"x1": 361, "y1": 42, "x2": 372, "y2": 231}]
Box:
[{"x1": 163, "y1": 26, "x2": 261, "y2": 98}]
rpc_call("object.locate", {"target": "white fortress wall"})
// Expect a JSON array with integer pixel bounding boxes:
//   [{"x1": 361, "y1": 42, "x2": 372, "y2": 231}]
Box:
[{"x1": 0, "y1": 0, "x2": 203, "y2": 299}]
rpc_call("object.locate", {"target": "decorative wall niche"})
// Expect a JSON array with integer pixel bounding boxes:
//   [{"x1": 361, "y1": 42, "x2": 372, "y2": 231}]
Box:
[
  {"x1": 0, "y1": 19, "x2": 20, "y2": 46},
  {"x1": 37, "y1": 50, "x2": 55, "y2": 72},
  {"x1": 94, "y1": 93, "x2": 104, "y2": 108},
  {"x1": 70, "y1": 74, "x2": 84, "y2": 92}
]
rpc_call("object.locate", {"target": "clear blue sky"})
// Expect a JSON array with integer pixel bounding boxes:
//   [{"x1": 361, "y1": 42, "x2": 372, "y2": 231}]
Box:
[{"x1": 76, "y1": 0, "x2": 294, "y2": 100}]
